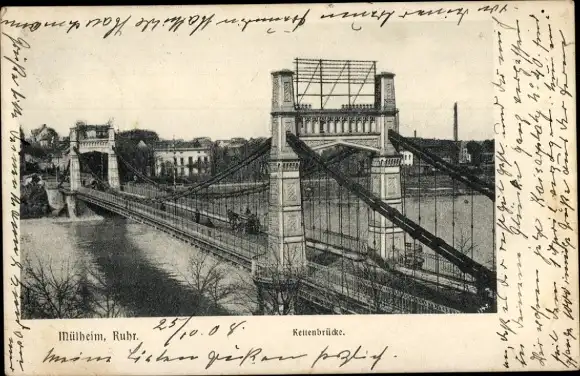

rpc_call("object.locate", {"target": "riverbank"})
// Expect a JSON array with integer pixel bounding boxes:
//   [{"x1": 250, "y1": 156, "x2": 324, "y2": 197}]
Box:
[{"x1": 20, "y1": 185, "x2": 51, "y2": 219}]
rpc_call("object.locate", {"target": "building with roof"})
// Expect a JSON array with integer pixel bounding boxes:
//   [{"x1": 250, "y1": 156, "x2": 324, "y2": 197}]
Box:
[
  {"x1": 459, "y1": 141, "x2": 472, "y2": 164},
  {"x1": 407, "y1": 138, "x2": 460, "y2": 163},
  {"x1": 401, "y1": 150, "x2": 414, "y2": 166},
  {"x1": 192, "y1": 137, "x2": 213, "y2": 148},
  {"x1": 153, "y1": 140, "x2": 211, "y2": 177},
  {"x1": 30, "y1": 124, "x2": 59, "y2": 148}
]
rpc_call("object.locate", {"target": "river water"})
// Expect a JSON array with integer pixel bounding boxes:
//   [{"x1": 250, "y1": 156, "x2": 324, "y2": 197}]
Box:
[
  {"x1": 21, "y1": 194, "x2": 494, "y2": 318},
  {"x1": 21, "y1": 216, "x2": 255, "y2": 319},
  {"x1": 304, "y1": 194, "x2": 495, "y2": 268}
]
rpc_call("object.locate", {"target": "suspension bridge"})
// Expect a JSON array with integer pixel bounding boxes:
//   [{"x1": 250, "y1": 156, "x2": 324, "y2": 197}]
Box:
[{"x1": 58, "y1": 58, "x2": 496, "y2": 315}]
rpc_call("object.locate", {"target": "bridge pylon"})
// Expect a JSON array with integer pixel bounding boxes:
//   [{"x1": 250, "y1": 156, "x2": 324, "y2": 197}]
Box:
[
  {"x1": 254, "y1": 69, "x2": 308, "y2": 315},
  {"x1": 69, "y1": 124, "x2": 120, "y2": 191},
  {"x1": 368, "y1": 72, "x2": 405, "y2": 261}
]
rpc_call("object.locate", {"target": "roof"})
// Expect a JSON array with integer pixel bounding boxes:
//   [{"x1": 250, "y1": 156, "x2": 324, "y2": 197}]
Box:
[
  {"x1": 31, "y1": 124, "x2": 48, "y2": 136},
  {"x1": 407, "y1": 138, "x2": 459, "y2": 149},
  {"x1": 154, "y1": 140, "x2": 210, "y2": 150},
  {"x1": 31, "y1": 124, "x2": 59, "y2": 141},
  {"x1": 76, "y1": 123, "x2": 110, "y2": 130}
]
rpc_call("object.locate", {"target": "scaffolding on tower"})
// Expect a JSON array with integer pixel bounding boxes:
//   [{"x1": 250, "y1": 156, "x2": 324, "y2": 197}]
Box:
[{"x1": 293, "y1": 58, "x2": 377, "y2": 110}]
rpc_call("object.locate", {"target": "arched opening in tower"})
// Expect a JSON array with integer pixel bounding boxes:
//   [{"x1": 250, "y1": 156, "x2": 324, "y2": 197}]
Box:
[{"x1": 80, "y1": 151, "x2": 109, "y2": 188}]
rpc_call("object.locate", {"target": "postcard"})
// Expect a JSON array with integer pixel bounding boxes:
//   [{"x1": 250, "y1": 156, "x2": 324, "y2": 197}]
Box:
[{"x1": 2, "y1": 1, "x2": 577, "y2": 374}]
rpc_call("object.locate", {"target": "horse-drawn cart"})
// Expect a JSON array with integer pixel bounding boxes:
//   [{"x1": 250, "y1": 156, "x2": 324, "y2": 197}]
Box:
[{"x1": 227, "y1": 209, "x2": 261, "y2": 234}]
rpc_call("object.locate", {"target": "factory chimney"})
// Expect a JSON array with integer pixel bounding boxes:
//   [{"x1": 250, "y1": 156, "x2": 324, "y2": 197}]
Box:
[
  {"x1": 453, "y1": 102, "x2": 458, "y2": 141},
  {"x1": 414, "y1": 130, "x2": 417, "y2": 138}
]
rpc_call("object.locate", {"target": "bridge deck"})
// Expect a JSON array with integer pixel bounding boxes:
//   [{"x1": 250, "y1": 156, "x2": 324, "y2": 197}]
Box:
[{"x1": 75, "y1": 188, "x2": 492, "y2": 314}]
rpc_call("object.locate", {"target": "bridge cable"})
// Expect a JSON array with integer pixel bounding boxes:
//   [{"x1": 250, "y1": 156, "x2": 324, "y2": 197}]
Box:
[
  {"x1": 112, "y1": 147, "x2": 166, "y2": 190},
  {"x1": 285, "y1": 131, "x2": 495, "y2": 290},
  {"x1": 388, "y1": 130, "x2": 494, "y2": 201},
  {"x1": 57, "y1": 160, "x2": 71, "y2": 188},
  {"x1": 191, "y1": 146, "x2": 356, "y2": 200},
  {"x1": 400, "y1": 158, "x2": 414, "y2": 293},
  {"x1": 164, "y1": 138, "x2": 271, "y2": 201},
  {"x1": 131, "y1": 138, "x2": 272, "y2": 203},
  {"x1": 435, "y1": 161, "x2": 440, "y2": 292}
]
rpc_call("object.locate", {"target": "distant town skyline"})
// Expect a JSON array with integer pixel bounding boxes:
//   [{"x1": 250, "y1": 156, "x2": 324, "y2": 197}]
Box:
[
  {"x1": 20, "y1": 20, "x2": 494, "y2": 142},
  {"x1": 24, "y1": 123, "x2": 494, "y2": 144}
]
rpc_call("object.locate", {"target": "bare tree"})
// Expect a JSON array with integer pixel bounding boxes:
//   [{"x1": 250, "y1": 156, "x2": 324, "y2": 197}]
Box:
[
  {"x1": 21, "y1": 255, "x2": 89, "y2": 319},
  {"x1": 84, "y1": 268, "x2": 126, "y2": 318},
  {"x1": 231, "y1": 246, "x2": 312, "y2": 316},
  {"x1": 255, "y1": 268, "x2": 304, "y2": 315},
  {"x1": 21, "y1": 255, "x2": 128, "y2": 319},
  {"x1": 182, "y1": 251, "x2": 241, "y2": 315},
  {"x1": 223, "y1": 269, "x2": 260, "y2": 315}
]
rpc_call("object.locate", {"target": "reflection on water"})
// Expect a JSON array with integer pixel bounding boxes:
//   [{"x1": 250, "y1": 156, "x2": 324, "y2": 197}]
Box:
[{"x1": 21, "y1": 216, "x2": 246, "y2": 319}]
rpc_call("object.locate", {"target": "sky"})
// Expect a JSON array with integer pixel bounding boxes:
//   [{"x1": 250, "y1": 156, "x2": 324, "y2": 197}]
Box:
[{"x1": 19, "y1": 16, "x2": 493, "y2": 142}]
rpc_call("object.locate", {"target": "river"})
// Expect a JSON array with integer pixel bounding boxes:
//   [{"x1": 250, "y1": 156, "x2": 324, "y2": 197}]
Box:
[
  {"x1": 21, "y1": 194, "x2": 494, "y2": 318},
  {"x1": 21, "y1": 216, "x2": 255, "y2": 319},
  {"x1": 304, "y1": 194, "x2": 495, "y2": 268}
]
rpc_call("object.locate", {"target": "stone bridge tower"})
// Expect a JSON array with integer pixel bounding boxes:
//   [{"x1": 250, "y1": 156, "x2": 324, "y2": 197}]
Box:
[
  {"x1": 253, "y1": 70, "x2": 308, "y2": 315},
  {"x1": 69, "y1": 124, "x2": 120, "y2": 191},
  {"x1": 255, "y1": 60, "x2": 405, "y2": 314}
]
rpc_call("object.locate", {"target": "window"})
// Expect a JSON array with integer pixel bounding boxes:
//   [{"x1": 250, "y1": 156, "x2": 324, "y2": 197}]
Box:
[
  {"x1": 204, "y1": 156, "x2": 208, "y2": 163},
  {"x1": 180, "y1": 157, "x2": 184, "y2": 166},
  {"x1": 189, "y1": 156, "x2": 193, "y2": 166}
]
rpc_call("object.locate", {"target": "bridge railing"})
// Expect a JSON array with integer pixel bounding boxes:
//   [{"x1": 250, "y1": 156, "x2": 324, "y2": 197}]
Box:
[
  {"x1": 121, "y1": 183, "x2": 269, "y2": 230},
  {"x1": 78, "y1": 188, "x2": 266, "y2": 262},
  {"x1": 394, "y1": 252, "x2": 475, "y2": 283},
  {"x1": 121, "y1": 183, "x2": 159, "y2": 198},
  {"x1": 252, "y1": 262, "x2": 308, "y2": 282},
  {"x1": 305, "y1": 228, "x2": 367, "y2": 255},
  {"x1": 306, "y1": 263, "x2": 459, "y2": 314}
]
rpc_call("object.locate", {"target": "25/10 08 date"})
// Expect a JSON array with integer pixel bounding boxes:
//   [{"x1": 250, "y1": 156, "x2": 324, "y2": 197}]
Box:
[{"x1": 153, "y1": 316, "x2": 247, "y2": 345}]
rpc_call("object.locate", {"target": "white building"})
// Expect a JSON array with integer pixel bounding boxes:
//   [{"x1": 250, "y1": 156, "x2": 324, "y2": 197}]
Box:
[
  {"x1": 459, "y1": 141, "x2": 472, "y2": 164},
  {"x1": 29, "y1": 124, "x2": 59, "y2": 148},
  {"x1": 154, "y1": 141, "x2": 211, "y2": 177},
  {"x1": 401, "y1": 151, "x2": 414, "y2": 166}
]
